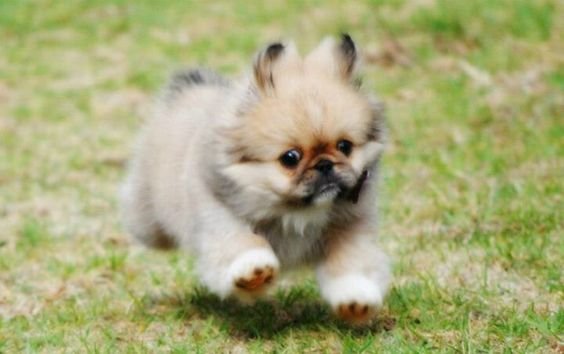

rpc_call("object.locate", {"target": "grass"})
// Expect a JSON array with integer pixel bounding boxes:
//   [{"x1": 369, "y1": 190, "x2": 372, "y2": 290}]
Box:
[{"x1": 0, "y1": 0, "x2": 562, "y2": 352}]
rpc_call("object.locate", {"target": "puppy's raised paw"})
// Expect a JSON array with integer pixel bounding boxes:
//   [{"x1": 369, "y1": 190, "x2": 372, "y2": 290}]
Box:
[{"x1": 228, "y1": 248, "x2": 279, "y2": 303}]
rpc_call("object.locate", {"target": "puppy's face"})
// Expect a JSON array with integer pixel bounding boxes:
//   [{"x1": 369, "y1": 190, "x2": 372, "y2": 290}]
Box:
[{"x1": 223, "y1": 36, "x2": 384, "y2": 214}]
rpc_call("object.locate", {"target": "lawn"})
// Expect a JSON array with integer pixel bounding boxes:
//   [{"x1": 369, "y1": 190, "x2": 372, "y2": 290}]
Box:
[{"x1": 0, "y1": 0, "x2": 562, "y2": 352}]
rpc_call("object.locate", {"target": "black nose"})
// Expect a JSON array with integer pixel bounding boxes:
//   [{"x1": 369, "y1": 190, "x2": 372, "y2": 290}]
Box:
[{"x1": 315, "y1": 159, "x2": 334, "y2": 174}]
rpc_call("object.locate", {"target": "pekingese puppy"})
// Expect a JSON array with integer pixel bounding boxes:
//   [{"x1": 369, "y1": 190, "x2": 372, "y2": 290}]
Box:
[{"x1": 120, "y1": 34, "x2": 391, "y2": 325}]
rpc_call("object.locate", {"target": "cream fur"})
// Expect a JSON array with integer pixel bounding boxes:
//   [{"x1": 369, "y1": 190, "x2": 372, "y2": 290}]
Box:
[{"x1": 120, "y1": 35, "x2": 391, "y2": 325}]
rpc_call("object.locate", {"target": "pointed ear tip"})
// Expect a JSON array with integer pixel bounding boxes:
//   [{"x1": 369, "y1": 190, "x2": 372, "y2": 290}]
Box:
[
  {"x1": 340, "y1": 33, "x2": 356, "y2": 50},
  {"x1": 267, "y1": 42, "x2": 284, "y2": 49},
  {"x1": 265, "y1": 42, "x2": 285, "y2": 57}
]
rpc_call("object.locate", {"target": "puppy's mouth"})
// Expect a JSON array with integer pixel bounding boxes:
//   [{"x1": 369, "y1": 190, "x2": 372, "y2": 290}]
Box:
[
  {"x1": 300, "y1": 174, "x2": 348, "y2": 205},
  {"x1": 315, "y1": 182, "x2": 342, "y2": 199},
  {"x1": 300, "y1": 170, "x2": 369, "y2": 206},
  {"x1": 318, "y1": 183, "x2": 340, "y2": 194}
]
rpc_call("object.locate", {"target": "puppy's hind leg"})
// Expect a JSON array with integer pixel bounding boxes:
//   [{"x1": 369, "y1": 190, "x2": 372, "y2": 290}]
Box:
[{"x1": 119, "y1": 175, "x2": 176, "y2": 249}]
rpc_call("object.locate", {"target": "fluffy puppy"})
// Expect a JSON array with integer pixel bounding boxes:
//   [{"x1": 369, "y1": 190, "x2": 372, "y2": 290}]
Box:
[{"x1": 120, "y1": 34, "x2": 391, "y2": 325}]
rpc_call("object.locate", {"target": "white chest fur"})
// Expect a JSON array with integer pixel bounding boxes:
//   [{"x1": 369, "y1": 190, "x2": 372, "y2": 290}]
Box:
[{"x1": 256, "y1": 206, "x2": 331, "y2": 266}]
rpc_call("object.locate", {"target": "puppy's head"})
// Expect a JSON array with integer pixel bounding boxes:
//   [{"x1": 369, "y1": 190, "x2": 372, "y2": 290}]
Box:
[{"x1": 223, "y1": 35, "x2": 385, "y2": 215}]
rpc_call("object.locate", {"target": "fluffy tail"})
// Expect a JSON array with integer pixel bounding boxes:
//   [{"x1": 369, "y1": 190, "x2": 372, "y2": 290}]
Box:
[{"x1": 164, "y1": 68, "x2": 230, "y2": 101}]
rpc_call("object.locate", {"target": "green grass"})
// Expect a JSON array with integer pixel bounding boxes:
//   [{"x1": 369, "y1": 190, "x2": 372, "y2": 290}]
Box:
[{"x1": 0, "y1": 0, "x2": 562, "y2": 352}]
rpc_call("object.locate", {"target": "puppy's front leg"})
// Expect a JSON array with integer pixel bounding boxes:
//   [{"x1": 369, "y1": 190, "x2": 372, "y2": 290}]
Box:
[
  {"x1": 194, "y1": 211, "x2": 279, "y2": 303},
  {"x1": 317, "y1": 225, "x2": 391, "y2": 325}
]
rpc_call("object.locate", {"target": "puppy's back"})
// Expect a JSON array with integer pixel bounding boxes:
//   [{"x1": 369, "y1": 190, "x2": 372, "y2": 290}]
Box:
[{"x1": 121, "y1": 68, "x2": 233, "y2": 249}]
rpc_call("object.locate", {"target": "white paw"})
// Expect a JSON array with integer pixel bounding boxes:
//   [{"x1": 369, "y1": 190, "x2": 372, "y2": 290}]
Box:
[
  {"x1": 320, "y1": 273, "x2": 384, "y2": 325},
  {"x1": 228, "y1": 248, "x2": 280, "y2": 303}
]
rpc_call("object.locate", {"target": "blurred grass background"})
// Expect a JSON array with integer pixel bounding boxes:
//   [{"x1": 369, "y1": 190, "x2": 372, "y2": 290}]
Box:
[{"x1": 0, "y1": 0, "x2": 562, "y2": 352}]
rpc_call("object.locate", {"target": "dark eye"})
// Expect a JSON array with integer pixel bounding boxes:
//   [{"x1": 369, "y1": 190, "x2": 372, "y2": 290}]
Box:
[
  {"x1": 337, "y1": 139, "x2": 353, "y2": 156},
  {"x1": 279, "y1": 149, "x2": 302, "y2": 168}
]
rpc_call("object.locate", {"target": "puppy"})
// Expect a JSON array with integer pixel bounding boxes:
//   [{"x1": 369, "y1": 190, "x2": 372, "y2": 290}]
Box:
[{"x1": 120, "y1": 34, "x2": 391, "y2": 325}]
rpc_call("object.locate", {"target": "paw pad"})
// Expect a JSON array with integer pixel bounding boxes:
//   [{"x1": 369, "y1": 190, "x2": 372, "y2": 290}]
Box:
[
  {"x1": 336, "y1": 301, "x2": 376, "y2": 325},
  {"x1": 234, "y1": 266, "x2": 275, "y2": 292}
]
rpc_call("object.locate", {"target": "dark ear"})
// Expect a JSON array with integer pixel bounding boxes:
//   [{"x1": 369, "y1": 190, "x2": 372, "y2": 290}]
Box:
[
  {"x1": 253, "y1": 41, "x2": 300, "y2": 95},
  {"x1": 338, "y1": 33, "x2": 358, "y2": 78},
  {"x1": 253, "y1": 43, "x2": 285, "y2": 92},
  {"x1": 305, "y1": 33, "x2": 359, "y2": 82}
]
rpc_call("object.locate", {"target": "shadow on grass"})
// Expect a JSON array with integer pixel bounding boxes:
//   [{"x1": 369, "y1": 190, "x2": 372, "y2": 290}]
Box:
[{"x1": 140, "y1": 283, "x2": 396, "y2": 339}]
